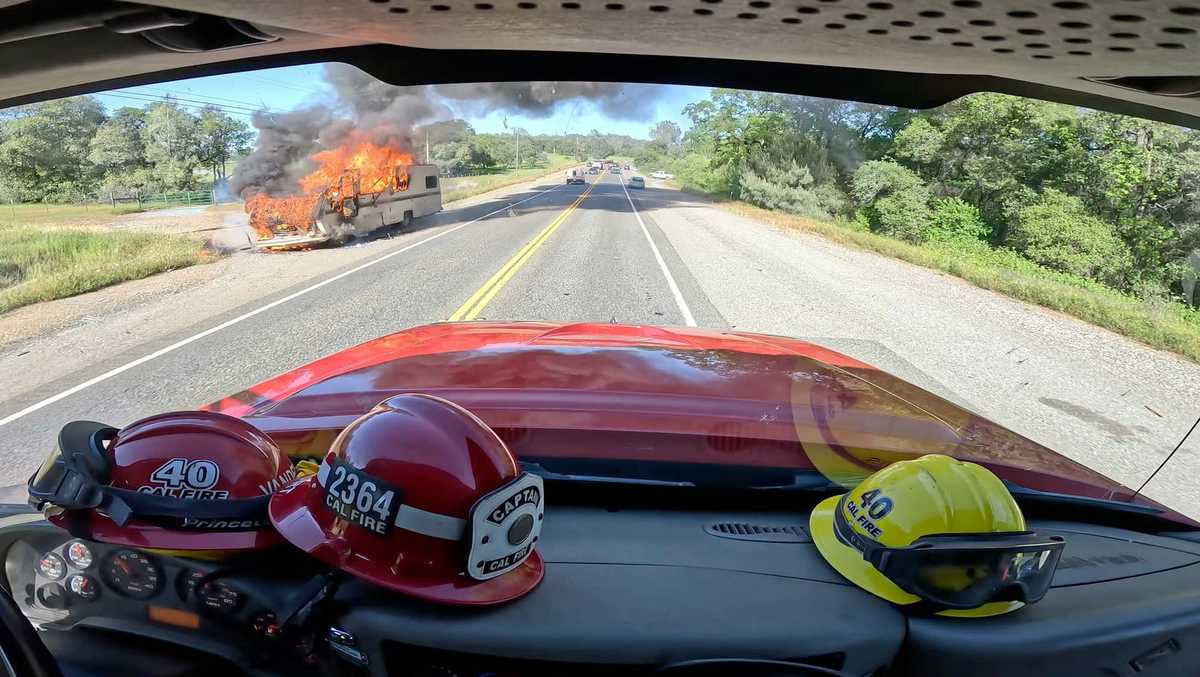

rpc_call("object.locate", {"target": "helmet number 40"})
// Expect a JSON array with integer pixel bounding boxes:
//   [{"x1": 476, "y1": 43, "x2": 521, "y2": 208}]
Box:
[
  {"x1": 859, "y1": 489, "x2": 894, "y2": 520},
  {"x1": 141, "y1": 458, "x2": 228, "y2": 498}
]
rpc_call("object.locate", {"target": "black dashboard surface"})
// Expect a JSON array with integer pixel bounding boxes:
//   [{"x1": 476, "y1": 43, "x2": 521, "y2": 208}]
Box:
[{"x1": 5, "y1": 507, "x2": 1200, "y2": 676}]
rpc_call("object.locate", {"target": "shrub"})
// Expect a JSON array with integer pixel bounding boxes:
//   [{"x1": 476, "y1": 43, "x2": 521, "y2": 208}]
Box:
[
  {"x1": 737, "y1": 154, "x2": 848, "y2": 220},
  {"x1": 1008, "y1": 188, "x2": 1131, "y2": 285},
  {"x1": 739, "y1": 156, "x2": 823, "y2": 217},
  {"x1": 851, "y1": 160, "x2": 931, "y2": 242},
  {"x1": 927, "y1": 197, "x2": 992, "y2": 242},
  {"x1": 672, "y1": 153, "x2": 735, "y2": 196}
]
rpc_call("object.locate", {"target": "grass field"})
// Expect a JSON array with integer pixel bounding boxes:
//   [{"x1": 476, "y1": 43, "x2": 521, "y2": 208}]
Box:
[
  {"x1": 0, "y1": 202, "x2": 151, "y2": 230},
  {"x1": 441, "y1": 154, "x2": 579, "y2": 203},
  {"x1": 0, "y1": 224, "x2": 213, "y2": 314},
  {"x1": 710, "y1": 198, "x2": 1200, "y2": 363}
]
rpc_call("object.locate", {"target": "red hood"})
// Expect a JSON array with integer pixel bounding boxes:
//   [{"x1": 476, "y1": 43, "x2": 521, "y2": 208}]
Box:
[{"x1": 206, "y1": 322, "x2": 1175, "y2": 518}]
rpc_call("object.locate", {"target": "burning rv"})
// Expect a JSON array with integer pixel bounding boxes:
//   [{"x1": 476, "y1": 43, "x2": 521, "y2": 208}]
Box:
[{"x1": 245, "y1": 138, "x2": 442, "y2": 249}]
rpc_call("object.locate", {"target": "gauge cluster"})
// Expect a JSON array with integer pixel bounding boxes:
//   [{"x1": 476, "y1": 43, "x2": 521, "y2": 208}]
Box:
[{"x1": 4, "y1": 529, "x2": 306, "y2": 653}]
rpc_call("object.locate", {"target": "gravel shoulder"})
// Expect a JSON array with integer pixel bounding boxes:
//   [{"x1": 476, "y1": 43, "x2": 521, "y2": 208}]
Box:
[{"x1": 643, "y1": 181, "x2": 1200, "y2": 514}]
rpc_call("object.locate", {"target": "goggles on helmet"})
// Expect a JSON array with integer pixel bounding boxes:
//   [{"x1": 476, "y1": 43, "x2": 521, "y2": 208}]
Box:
[
  {"x1": 833, "y1": 495, "x2": 1065, "y2": 611},
  {"x1": 29, "y1": 420, "x2": 272, "y2": 532}
]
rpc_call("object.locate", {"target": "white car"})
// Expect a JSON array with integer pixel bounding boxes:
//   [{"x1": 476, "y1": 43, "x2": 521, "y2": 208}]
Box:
[{"x1": 650, "y1": 171, "x2": 672, "y2": 180}]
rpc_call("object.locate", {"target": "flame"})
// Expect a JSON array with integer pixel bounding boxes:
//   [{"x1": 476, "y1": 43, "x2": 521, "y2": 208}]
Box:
[{"x1": 246, "y1": 130, "x2": 414, "y2": 242}]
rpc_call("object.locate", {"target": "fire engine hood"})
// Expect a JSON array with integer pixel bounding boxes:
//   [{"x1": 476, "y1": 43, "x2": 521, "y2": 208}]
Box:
[{"x1": 206, "y1": 321, "x2": 1163, "y2": 513}]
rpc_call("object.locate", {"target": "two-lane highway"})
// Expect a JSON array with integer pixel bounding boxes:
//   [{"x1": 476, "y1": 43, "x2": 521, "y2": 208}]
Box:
[
  {"x1": 3, "y1": 167, "x2": 1199, "y2": 518},
  {"x1": 0, "y1": 169, "x2": 717, "y2": 493}
]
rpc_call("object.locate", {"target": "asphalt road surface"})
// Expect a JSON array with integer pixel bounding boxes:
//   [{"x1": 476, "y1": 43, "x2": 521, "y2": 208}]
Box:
[{"x1": 2, "y1": 169, "x2": 1199, "y2": 518}]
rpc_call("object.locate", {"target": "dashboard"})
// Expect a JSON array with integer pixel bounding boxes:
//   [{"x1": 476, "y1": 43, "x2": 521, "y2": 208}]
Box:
[
  {"x1": 2, "y1": 516, "x2": 326, "y2": 673},
  {"x1": 5, "y1": 503, "x2": 1200, "y2": 676}
]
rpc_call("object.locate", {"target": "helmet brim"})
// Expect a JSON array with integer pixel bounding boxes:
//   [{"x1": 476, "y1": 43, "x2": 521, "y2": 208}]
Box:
[
  {"x1": 50, "y1": 511, "x2": 283, "y2": 551},
  {"x1": 809, "y1": 494, "x2": 1023, "y2": 618},
  {"x1": 269, "y1": 477, "x2": 544, "y2": 606}
]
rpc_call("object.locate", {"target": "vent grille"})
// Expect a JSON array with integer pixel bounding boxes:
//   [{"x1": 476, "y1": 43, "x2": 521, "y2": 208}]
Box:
[{"x1": 705, "y1": 522, "x2": 809, "y2": 543}]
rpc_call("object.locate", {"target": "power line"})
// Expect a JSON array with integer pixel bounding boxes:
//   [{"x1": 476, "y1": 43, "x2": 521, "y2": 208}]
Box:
[
  {"x1": 105, "y1": 90, "x2": 264, "y2": 115},
  {"x1": 131, "y1": 86, "x2": 280, "y2": 112},
  {"x1": 243, "y1": 74, "x2": 326, "y2": 98},
  {"x1": 94, "y1": 91, "x2": 261, "y2": 118}
]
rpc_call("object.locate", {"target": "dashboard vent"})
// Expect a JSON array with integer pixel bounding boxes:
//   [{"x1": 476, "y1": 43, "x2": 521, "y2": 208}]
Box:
[{"x1": 705, "y1": 522, "x2": 809, "y2": 543}]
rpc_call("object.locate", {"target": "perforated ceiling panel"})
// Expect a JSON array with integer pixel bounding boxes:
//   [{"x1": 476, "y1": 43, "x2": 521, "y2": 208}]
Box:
[
  {"x1": 7, "y1": 0, "x2": 1200, "y2": 123},
  {"x1": 169, "y1": 0, "x2": 1200, "y2": 74}
]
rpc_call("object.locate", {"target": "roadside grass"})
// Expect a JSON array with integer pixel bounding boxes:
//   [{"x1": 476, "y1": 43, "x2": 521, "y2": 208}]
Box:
[
  {"x1": 699, "y1": 195, "x2": 1200, "y2": 363},
  {"x1": 441, "y1": 154, "x2": 579, "y2": 203},
  {"x1": 0, "y1": 203, "x2": 150, "y2": 229},
  {"x1": 0, "y1": 224, "x2": 214, "y2": 314}
]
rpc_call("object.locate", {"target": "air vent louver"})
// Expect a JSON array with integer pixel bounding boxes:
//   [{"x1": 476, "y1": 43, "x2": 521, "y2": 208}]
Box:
[{"x1": 704, "y1": 522, "x2": 809, "y2": 543}]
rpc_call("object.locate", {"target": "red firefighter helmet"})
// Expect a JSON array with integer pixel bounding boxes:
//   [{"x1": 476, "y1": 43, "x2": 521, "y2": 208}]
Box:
[
  {"x1": 28, "y1": 411, "x2": 295, "y2": 552},
  {"x1": 269, "y1": 394, "x2": 545, "y2": 606}
]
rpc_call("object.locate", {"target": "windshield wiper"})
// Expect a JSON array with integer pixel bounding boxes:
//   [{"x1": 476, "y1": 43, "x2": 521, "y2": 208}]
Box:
[
  {"x1": 523, "y1": 464, "x2": 695, "y2": 487},
  {"x1": 521, "y1": 459, "x2": 839, "y2": 492},
  {"x1": 1003, "y1": 481, "x2": 1164, "y2": 515}
]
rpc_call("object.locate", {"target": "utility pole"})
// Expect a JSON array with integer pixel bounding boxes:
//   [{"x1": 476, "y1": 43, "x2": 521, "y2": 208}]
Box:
[{"x1": 515, "y1": 128, "x2": 520, "y2": 169}]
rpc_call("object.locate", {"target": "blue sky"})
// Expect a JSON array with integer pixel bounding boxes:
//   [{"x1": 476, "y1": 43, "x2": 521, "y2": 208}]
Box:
[{"x1": 93, "y1": 64, "x2": 709, "y2": 140}]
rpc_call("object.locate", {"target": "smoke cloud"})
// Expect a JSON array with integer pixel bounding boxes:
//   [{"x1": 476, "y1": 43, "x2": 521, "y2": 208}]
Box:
[
  {"x1": 232, "y1": 64, "x2": 665, "y2": 198},
  {"x1": 231, "y1": 107, "x2": 331, "y2": 197},
  {"x1": 432, "y1": 82, "x2": 662, "y2": 121}
]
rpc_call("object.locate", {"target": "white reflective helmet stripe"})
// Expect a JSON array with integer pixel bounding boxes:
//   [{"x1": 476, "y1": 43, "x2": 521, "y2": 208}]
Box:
[
  {"x1": 395, "y1": 504, "x2": 466, "y2": 541},
  {"x1": 316, "y1": 461, "x2": 465, "y2": 541}
]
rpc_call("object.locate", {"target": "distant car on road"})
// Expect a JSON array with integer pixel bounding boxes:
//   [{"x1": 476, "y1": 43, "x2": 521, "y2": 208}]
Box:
[
  {"x1": 629, "y1": 176, "x2": 645, "y2": 189},
  {"x1": 650, "y1": 171, "x2": 670, "y2": 179},
  {"x1": 587, "y1": 166, "x2": 599, "y2": 175},
  {"x1": 565, "y1": 168, "x2": 586, "y2": 185},
  {"x1": 623, "y1": 164, "x2": 630, "y2": 170},
  {"x1": 611, "y1": 166, "x2": 621, "y2": 174}
]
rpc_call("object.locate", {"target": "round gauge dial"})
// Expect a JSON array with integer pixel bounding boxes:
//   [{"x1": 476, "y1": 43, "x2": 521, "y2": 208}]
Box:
[
  {"x1": 183, "y1": 570, "x2": 242, "y2": 614},
  {"x1": 65, "y1": 541, "x2": 93, "y2": 569},
  {"x1": 36, "y1": 552, "x2": 66, "y2": 581},
  {"x1": 67, "y1": 574, "x2": 99, "y2": 601},
  {"x1": 102, "y1": 550, "x2": 161, "y2": 599}
]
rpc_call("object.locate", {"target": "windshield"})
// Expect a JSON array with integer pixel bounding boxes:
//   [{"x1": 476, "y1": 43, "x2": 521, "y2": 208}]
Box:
[{"x1": 1, "y1": 63, "x2": 1197, "y2": 523}]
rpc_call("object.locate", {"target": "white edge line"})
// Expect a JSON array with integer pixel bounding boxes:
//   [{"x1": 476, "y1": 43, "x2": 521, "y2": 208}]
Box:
[
  {"x1": 0, "y1": 183, "x2": 565, "y2": 427},
  {"x1": 620, "y1": 177, "x2": 698, "y2": 327}
]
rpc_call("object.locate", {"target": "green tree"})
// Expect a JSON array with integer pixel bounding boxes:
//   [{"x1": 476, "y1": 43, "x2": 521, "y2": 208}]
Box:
[
  {"x1": 141, "y1": 100, "x2": 199, "y2": 191},
  {"x1": 195, "y1": 106, "x2": 252, "y2": 184},
  {"x1": 649, "y1": 120, "x2": 681, "y2": 150},
  {"x1": 89, "y1": 107, "x2": 150, "y2": 194},
  {"x1": 891, "y1": 117, "x2": 944, "y2": 174},
  {"x1": 0, "y1": 96, "x2": 104, "y2": 201}
]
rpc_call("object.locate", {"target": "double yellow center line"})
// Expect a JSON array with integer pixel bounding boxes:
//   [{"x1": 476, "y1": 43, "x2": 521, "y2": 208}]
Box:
[{"x1": 448, "y1": 176, "x2": 601, "y2": 321}]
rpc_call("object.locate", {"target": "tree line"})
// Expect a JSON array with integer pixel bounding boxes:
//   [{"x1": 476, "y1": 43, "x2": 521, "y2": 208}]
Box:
[
  {"x1": 636, "y1": 90, "x2": 1200, "y2": 306},
  {"x1": 0, "y1": 94, "x2": 648, "y2": 203},
  {"x1": 417, "y1": 119, "x2": 644, "y2": 173},
  {"x1": 0, "y1": 96, "x2": 252, "y2": 202}
]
